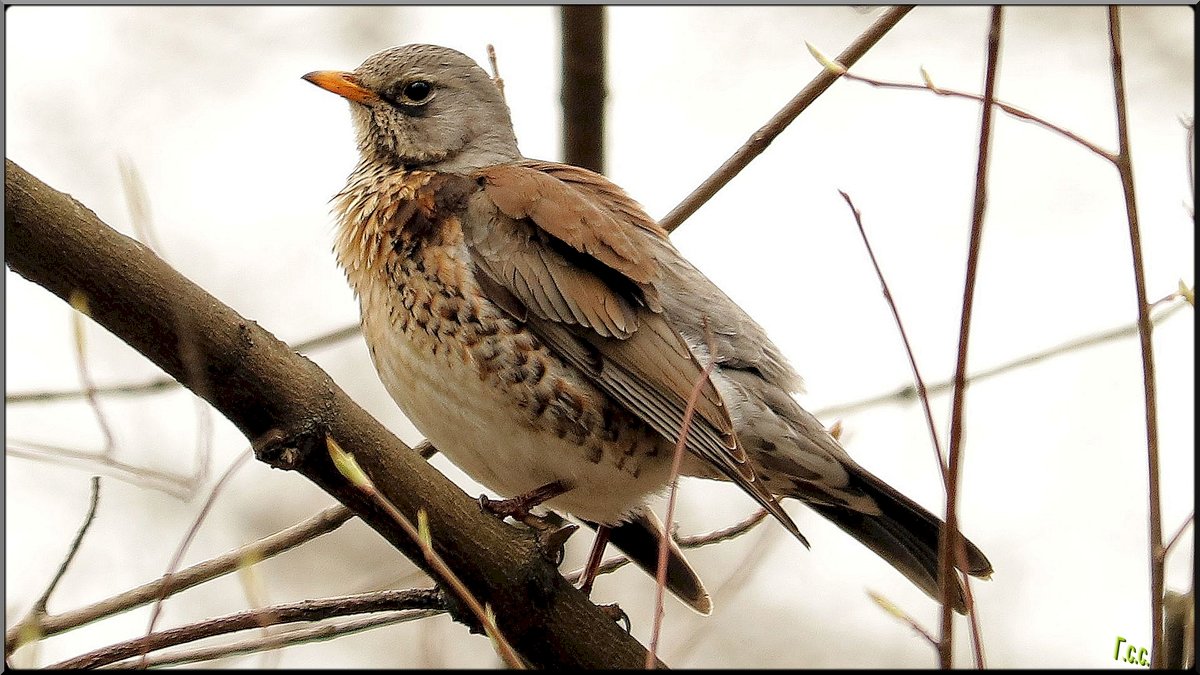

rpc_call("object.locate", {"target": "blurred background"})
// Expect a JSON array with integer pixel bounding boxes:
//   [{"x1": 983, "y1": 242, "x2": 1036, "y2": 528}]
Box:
[{"x1": 4, "y1": 5, "x2": 1194, "y2": 668}]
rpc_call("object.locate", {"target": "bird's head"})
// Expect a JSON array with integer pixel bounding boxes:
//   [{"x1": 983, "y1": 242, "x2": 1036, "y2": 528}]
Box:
[{"x1": 304, "y1": 44, "x2": 520, "y2": 172}]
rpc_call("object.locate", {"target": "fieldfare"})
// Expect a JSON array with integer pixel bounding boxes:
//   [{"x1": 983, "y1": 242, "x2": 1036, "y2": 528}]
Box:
[{"x1": 303, "y1": 44, "x2": 992, "y2": 615}]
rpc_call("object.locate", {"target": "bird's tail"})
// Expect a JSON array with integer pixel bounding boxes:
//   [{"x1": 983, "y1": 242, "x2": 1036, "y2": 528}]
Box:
[{"x1": 800, "y1": 464, "x2": 993, "y2": 614}]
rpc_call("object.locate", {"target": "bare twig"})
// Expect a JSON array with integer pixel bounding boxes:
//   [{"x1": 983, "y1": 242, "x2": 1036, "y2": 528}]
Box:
[
  {"x1": 1162, "y1": 513, "x2": 1195, "y2": 560},
  {"x1": 117, "y1": 157, "x2": 165, "y2": 255},
  {"x1": 835, "y1": 69, "x2": 1113, "y2": 160},
  {"x1": 326, "y1": 437, "x2": 525, "y2": 669},
  {"x1": 5, "y1": 504, "x2": 353, "y2": 654},
  {"x1": 141, "y1": 450, "x2": 253, "y2": 667},
  {"x1": 815, "y1": 298, "x2": 1190, "y2": 419},
  {"x1": 647, "y1": 320, "x2": 720, "y2": 668},
  {"x1": 1106, "y1": 7, "x2": 1164, "y2": 667},
  {"x1": 49, "y1": 589, "x2": 443, "y2": 669},
  {"x1": 69, "y1": 292, "x2": 117, "y2": 457},
  {"x1": 102, "y1": 610, "x2": 440, "y2": 669},
  {"x1": 31, "y1": 477, "x2": 102, "y2": 614},
  {"x1": 838, "y1": 190, "x2": 947, "y2": 484},
  {"x1": 667, "y1": 517, "x2": 780, "y2": 665},
  {"x1": 5, "y1": 323, "x2": 361, "y2": 405},
  {"x1": 1184, "y1": 115, "x2": 1194, "y2": 216},
  {"x1": 867, "y1": 590, "x2": 939, "y2": 650},
  {"x1": 486, "y1": 44, "x2": 505, "y2": 102},
  {"x1": 565, "y1": 507, "x2": 770, "y2": 585},
  {"x1": 940, "y1": 7, "x2": 1002, "y2": 669},
  {"x1": 6, "y1": 439, "x2": 194, "y2": 498},
  {"x1": 674, "y1": 508, "x2": 769, "y2": 548},
  {"x1": 660, "y1": 5, "x2": 914, "y2": 232}
]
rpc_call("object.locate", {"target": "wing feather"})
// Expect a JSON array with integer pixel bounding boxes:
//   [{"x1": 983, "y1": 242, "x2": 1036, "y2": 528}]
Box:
[{"x1": 463, "y1": 162, "x2": 803, "y2": 539}]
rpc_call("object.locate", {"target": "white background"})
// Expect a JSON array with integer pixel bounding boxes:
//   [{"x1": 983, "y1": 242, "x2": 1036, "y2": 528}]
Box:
[{"x1": 4, "y1": 6, "x2": 1194, "y2": 668}]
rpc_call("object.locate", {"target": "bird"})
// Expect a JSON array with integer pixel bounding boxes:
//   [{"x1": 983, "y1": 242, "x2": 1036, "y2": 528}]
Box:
[{"x1": 303, "y1": 43, "x2": 992, "y2": 615}]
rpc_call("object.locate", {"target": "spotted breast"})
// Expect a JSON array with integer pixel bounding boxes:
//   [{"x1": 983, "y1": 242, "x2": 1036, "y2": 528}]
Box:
[{"x1": 332, "y1": 164, "x2": 675, "y2": 524}]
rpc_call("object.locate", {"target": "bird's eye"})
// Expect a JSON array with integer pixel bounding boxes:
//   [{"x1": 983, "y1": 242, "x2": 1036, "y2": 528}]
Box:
[{"x1": 402, "y1": 81, "x2": 432, "y2": 102}]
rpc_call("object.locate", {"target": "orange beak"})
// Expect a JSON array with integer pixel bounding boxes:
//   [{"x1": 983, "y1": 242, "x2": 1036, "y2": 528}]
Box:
[{"x1": 302, "y1": 70, "x2": 381, "y2": 105}]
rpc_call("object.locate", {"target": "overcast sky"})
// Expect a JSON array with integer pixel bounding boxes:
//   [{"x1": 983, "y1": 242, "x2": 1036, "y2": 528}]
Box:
[{"x1": 5, "y1": 6, "x2": 1194, "y2": 668}]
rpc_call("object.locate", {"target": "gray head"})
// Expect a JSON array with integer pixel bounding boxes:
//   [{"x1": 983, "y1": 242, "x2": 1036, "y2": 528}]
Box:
[{"x1": 304, "y1": 44, "x2": 521, "y2": 172}]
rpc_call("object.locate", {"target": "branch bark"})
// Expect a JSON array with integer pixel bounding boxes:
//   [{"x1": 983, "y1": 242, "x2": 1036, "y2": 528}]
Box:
[
  {"x1": 4, "y1": 158, "x2": 658, "y2": 669},
  {"x1": 561, "y1": 5, "x2": 606, "y2": 173}
]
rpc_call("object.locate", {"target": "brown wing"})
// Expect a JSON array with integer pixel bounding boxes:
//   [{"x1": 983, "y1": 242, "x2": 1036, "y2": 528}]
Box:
[{"x1": 464, "y1": 162, "x2": 802, "y2": 540}]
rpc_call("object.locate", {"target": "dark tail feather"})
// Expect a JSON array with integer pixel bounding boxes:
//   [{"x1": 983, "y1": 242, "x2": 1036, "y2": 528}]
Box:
[
  {"x1": 582, "y1": 511, "x2": 713, "y2": 615},
  {"x1": 806, "y1": 468, "x2": 993, "y2": 614}
]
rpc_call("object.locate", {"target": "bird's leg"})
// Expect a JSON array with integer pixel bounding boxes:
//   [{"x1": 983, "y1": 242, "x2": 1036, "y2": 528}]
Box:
[
  {"x1": 577, "y1": 524, "x2": 612, "y2": 597},
  {"x1": 479, "y1": 479, "x2": 570, "y2": 521}
]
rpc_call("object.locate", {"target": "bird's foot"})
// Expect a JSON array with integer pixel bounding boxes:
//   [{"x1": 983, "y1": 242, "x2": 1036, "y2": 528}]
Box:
[{"x1": 478, "y1": 480, "x2": 570, "y2": 521}]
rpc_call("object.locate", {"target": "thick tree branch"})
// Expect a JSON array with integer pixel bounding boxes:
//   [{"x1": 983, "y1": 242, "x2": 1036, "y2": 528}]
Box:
[{"x1": 4, "y1": 158, "x2": 658, "y2": 669}]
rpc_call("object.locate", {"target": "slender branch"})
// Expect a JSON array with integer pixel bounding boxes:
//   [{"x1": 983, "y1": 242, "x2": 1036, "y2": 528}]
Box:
[
  {"x1": 673, "y1": 508, "x2": 768, "y2": 548},
  {"x1": 835, "y1": 70, "x2": 1113, "y2": 160},
  {"x1": 5, "y1": 504, "x2": 353, "y2": 654},
  {"x1": 1162, "y1": 513, "x2": 1194, "y2": 560},
  {"x1": 5, "y1": 324, "x2": 361, "y2": 405},
  {"x1": 815, "y1": 298, "x2": 1189, "y2": 419},
  {"x1": 141, "y1": 450, "x2": 253, "y2": 666},
  {"x1": 666, "y1": 517, "x2": 781, "y2": 664},
  {"x1": 486, "y1": 44, "x2": 505, "y2": 102},
  {"x1": 103, "y1": 610, "x2": 440, "y2": 669},
  {"x1": 326, "y1": 438, "x2": 525, "y2": 669},
  {"x1": 940, "y1": 7, "x2": 1002, "y2": 669},
  {"x1": 24, "y1": 477, "x2": 103, "y2": 622},
  {"x1": 5, "y1": 439, "x2": 195, "y2": 498},
  {"x1": 1107, "y1": 8, "x2": 1164, "y2": 666},
  {"x1": 70, "y1": 294, "x2": 117, "y2": 456},
  {"x1": 566, "y1": 507, "x2": 770, "y2": 584},
  {"x1": 659, "y1": 5, "x2": 914, "y2": 232},
  {"x1": 1184, "y1": 115, "x2": 1194, "y2": 216},
  {"x1": 838, "y1": 190, "x2": 947, "y2": 483},
  {"x1": 48, "y1": 589, "x2": 443, "y2": 670},
  {"x1": 867, "y1": 590, "x2": 939, "y2": 650},
  {"x1": 647, "y1": 321, "x2": 719, "y2": 668}
]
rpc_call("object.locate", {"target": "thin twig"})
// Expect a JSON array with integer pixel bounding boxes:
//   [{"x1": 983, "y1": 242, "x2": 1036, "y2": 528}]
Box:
[
  {"x1": 1104, "y1": 6, "x2": 1161, "y2": 667},
  {"x1": 835, "y1": 70, "x2": 1113, "y2": 160},
  {"x1": 564, "y1": 508, "x2": 770, "y2": 584},
  {"x1": 5, "y1": 440, "x2": 194, "y2": 498},
  {"x1": 659, "y1": 5, "x2": 914, "y2": 232},
  {"x1": 141, "y1": 450, "x2": 253, "y2": 667},
  {"x1": 1161, "y1": 513, "x2": 1195, "y2": 560},
  {"x1": 326, "y1": 437, "x2": 525, "y2": 669},
  {"x1": 1107, "y1": 6, "x2": 1164, "y2": 668},
  {"x1": 815, "y1": 298, "x2": 1189, "y2": 419},
  {"x1": 940, "y1": 7, "x2": 1002, "y2": 669},
  {"x1": 486, "y1": 44, "x2": 505, "y2": 102},
  {"x1": 69, "y1": 292, "x2": 116, "y2": 457},
  {"x1": 667, "y1": 517, "x2": 780, "y2": 665},
  {"x1": 5, "y1": 323, "x2": 361, "y2": 405},
  {"x1": 49, "y1": 589, "x2": 443, "y2": 669},
  {"x1": 867, "y1": 590, "x2": 939, "y2": 649},
  {"x1": 647, "y1": 320, "x2": 720, "y2": 669},
  {"x1": 674, "y1": 508, "x2": 768, "y2": 548},
  {"x1": 1183, "y1": 115, "x2": 1194, "y2": 216},
  {"x1": 101, "y1": 610, "x2": 440, "y2": 669},
  {"x1": 838, "y1": 190, "x2": 947, "y2": 484},
  {"x1": 25, "y1": 477, "x2": 102, "y2": 625},
  {"x1": 4, "y1": 504, "x2": 353, "y2": 653}
]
